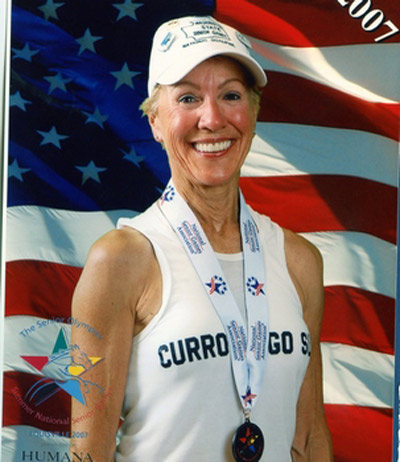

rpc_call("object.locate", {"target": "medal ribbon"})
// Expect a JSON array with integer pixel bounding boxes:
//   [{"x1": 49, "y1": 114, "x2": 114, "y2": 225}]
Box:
[{"x1": 159, "y1": 180, "x2": 269, "y2": 413}]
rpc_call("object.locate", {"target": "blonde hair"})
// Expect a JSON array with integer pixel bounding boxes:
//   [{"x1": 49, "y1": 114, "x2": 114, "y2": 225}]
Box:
[{"x1": 139, "y1": 84, "x2": 162, "y2": 118}]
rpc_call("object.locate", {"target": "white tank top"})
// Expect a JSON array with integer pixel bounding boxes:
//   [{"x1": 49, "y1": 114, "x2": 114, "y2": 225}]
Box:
[
  {"x1": 216, "y1": 252, "x2": 246, "y2": 324},
  {"x1": 116, "y1": 201, "x2": 310, "y2": 462}
]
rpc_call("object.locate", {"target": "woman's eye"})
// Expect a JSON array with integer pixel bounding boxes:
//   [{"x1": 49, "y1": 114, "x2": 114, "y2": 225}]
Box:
[
  {"x1": 224, "y1": 92, "x2": 241, "y2": 101},
  {"x1": 178, "y1": 94, "x2": 197, "y2": 104}
]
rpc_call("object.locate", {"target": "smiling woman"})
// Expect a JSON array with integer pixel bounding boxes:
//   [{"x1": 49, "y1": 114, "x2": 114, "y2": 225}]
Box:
[
  {"x1": 147, "y1": 57, "x2": 258, "y2": 190},
  {"x1": 70, "y1": 15, "x2": 333, "y2": 462}
]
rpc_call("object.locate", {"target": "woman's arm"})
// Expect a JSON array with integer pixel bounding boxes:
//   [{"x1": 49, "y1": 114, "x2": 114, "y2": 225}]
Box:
[
  {"x1": 69, "y1": 227, "x2": 160, "y2": 461},
  {"x1": 284, "y1": 230, "x2": 334, "y2": 462}
]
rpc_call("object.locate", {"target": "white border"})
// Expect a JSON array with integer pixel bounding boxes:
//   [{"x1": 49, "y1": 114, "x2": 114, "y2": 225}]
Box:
[{"x1": 0, "y1": 0, "x2": 11, "y2": 451}]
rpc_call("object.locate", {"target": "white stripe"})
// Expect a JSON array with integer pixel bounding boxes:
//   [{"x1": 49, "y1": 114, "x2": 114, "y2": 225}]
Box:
[
  {"x1": 250, "y1": 39, "x2": 400, "y2": 102},
  {"x1": 6, "y1": 206, "x2": 137, "y2": 266},
  {"x1": 1, "y1": 426, "x2": 69, "y2": 460},
  {"x1": 7, "y1": 207, "x2": 395, "y2": 297},
  {"x1": 243, "y1": 123, "x2": 398, "y2": 187},
  {"x1": 302, "y1": 231, "x2": 396, "y2": 298},
  {"x1": 322, "y1": 342, "x2": 394, "y2": 408}
]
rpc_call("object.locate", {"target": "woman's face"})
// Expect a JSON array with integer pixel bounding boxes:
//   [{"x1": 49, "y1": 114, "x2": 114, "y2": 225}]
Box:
[{"x1": 149, "y1": 57, "x2": 258, "y2": 188}]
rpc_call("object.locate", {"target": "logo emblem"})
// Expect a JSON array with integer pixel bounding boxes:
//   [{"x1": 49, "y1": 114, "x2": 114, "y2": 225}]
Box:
[
  {"x1": 158, "y1": 31, "x2": 176, "y2": 52},
  {"x1": 246, "y1": 277, "x2": 265, "y2": 296},
  {"x1": 21, "y1": 328, "x2": 104, "y2": 406},
  {"x1": 242, "y1": 387, "x2": 257, "y2": 407},
  {"x1": 160, "y1": 184, "x2": 175, "y2": 204},
  {"x1": 205, "y1": 275, "x2": 227, "y2": 295},
  {"x1": 232, "y1": 418, "x2": 265, "y2": 462}
]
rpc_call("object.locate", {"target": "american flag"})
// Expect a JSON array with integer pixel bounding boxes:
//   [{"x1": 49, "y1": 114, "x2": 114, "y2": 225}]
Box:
[{"x1": 3, "y1": 0, "x2": 399, "y2": 460}]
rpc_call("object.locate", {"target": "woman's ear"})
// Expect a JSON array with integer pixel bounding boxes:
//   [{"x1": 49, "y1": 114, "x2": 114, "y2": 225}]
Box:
[{"x1": 149, "y1": 113, "x2": 163, "y2": 144}]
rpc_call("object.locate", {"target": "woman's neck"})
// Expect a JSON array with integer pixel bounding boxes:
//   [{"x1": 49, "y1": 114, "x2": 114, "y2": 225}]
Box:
[{"x1": 172, "y1": 176, "x2": 242, "y2": 253}]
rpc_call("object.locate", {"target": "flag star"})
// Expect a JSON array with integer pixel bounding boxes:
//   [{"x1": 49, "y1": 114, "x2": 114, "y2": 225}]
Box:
[
  {"x1": 37, "y1": 126, "x2": 69, "y2": 148},
  {"x1": 44, "y1": 72, "x2": 72, "y2": 94},
  {"x1": 76, "y1": 161, "x2": 107, "y2": 185},
  {"x1": 83, "y1": 106, "x2": 108, "y2": 128},
  {"x1": 113, "y1": 0, "x2": 143, "y2": 21},
  {"x1": 12, "y1": 43, "x2": 40, "y2": 62},
  {"x1": 122, "y1": 146, "x2": 145, "y2": 167},
  {"x1": 8, "y1": 159, "x2": 31, "y2": 181},
  {"x1": 38, "y1": 0, "x2": 65, "y2": 21},
  {"x1": 76, "y1": 28, "x2": 102, "y2": 55},
  {"x1": 10, "y1": 91, "x2": 32, "y2": 111},
  {"x1": 110, "y1": 62, "x2": 140, "y2": 90}
]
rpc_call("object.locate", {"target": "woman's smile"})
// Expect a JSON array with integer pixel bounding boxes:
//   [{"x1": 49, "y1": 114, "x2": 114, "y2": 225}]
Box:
[{"x1": 192, "y1": 139, "x2": 234, "y2": 156}]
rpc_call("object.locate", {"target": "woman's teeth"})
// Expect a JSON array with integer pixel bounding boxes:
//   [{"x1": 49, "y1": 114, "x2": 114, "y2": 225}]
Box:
[{"x1": 193, "y1": 140, "x2": 232, "y2": 153}]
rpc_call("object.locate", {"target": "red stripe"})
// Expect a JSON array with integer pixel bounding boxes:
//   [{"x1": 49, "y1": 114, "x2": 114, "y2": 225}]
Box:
[
  {"x1": 258, "y1": 71, "x2": 400, "y2": 141},
  {"x1": 322, "y1": 286, "x2": 394, "y2": 354},
  {"x1": 240, "y1": 175, "x2": 396, "y2": 244},
  {"x1": 3, "y1": 371, "x2": 70, "y2": 432},
  {"x1": 6, "y1": 260, "x2": 81, "y2": 318},
  {"x1": 216, "y1": 0, "x2": 400, "y2": 46},
  {"x1": 324, "y1": 404, "x2": 393, "y2": 462}
]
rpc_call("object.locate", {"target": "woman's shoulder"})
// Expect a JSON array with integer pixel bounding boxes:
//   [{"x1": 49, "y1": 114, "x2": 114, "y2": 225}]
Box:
[
  {"x1": 283, "y1": 229, "x2": 322, "y2": 270},
  {"x1": 81, "y1": 226, "x2": 157, "y2": 300}
]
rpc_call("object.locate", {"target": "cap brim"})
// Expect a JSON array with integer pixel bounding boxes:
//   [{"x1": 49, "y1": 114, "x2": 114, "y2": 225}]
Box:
[{"x1": 151, "y1": 48, "x2": 267, "y2": 94}]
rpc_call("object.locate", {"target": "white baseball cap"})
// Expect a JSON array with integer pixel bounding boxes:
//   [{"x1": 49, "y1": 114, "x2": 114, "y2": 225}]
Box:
[{"x1": 147, "y1": 15, "x2": 267, "y2": 96}]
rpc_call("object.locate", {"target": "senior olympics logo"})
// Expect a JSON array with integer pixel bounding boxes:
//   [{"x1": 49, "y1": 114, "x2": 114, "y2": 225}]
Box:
[
  {"x1": 11, "y1": 318, "x2": 110, "y2": 442},
  {"x1": 20, "y1": 328, "x2": 104, "y2": 406}
]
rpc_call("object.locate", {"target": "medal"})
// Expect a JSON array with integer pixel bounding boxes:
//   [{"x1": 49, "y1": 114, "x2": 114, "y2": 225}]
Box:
[
  {"x1": 160, "y1": 180, "x2": 269, "y2": 460},
  {"x1": 232, "y1": 418, "x2": 264, "y2": 462}
]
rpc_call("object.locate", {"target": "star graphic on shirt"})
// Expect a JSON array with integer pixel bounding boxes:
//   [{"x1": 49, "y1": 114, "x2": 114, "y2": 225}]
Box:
[
  {"x1": 76, "y1": 161, "x2": 107, "y2": 185},
  {"x1": 38, "y1": 0, "x2": 65, "y2": 21},
  {"x1": 113, "y1": 0, "x2": 143, "y2": 21},
  {"x1": 8, "y1": 159, "x2": 31, "y2": 181},
  {"x1": 44, "y1": 72, "x2": 72, "y2": 94},
  {"x1": 10, "y1": 91, "x2": 32, "y2": 111},
  {"x1": 110, "y1": 62, "x2": 140, "y2": 90},
  {"x1": 12, "y1": 43, "x2": 40, "y2": 62},
  {"x1": 83, "y1": 106, "x2": 109, "y2": 128},
  {"x1": 37, "y1": 126, "x2": 69, "y2": 148},
  {"x1": 122, "y1": 146, "x2": 145, "y2": 168},
  {"x1": 76, "y1": 28, "x2": 103, "y2": 55}
]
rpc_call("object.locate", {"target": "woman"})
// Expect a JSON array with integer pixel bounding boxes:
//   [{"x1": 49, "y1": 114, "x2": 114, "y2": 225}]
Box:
[{"x1": 70, "y1": 15, "x2": 333, "y2": 462}]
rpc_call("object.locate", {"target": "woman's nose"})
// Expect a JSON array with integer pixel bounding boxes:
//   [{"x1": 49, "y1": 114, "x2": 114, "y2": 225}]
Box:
[{"x1": 197, "y1": 98, "x2": 226, "y2": 131}]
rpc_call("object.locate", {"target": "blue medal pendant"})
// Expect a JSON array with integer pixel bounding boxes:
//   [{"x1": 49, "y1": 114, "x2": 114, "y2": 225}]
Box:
[{"x1": 232, "y1": 419, "x2": 264, "y2": 462}]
